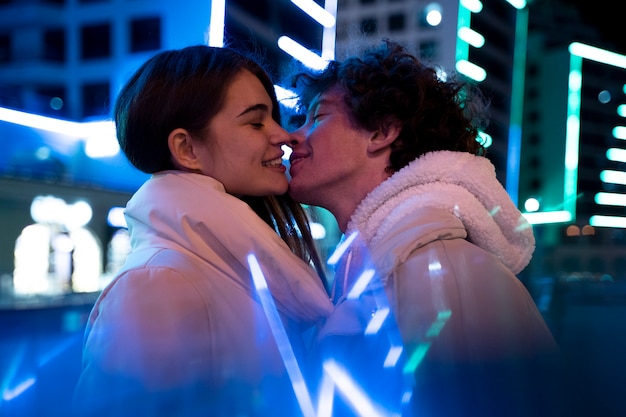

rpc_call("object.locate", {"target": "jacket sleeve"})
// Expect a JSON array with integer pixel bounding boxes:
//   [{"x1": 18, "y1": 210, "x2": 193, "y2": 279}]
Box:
[
  {"x1": 387, "y1": 238, "x2": 566, "y2": 417},
  {"x1": 389, "y1": 237, "x2": 557, "y2": 361},
  {"x1": 73, "y1": 266, "x2": 214, "y2": 416}
]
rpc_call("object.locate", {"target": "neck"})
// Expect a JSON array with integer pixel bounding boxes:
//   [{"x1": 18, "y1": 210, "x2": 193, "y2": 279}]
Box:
[
  {"x1": 329, "y1": 200, "x2": 361, "y2": 234},
  {"x1": 327, "y1": 175, "x2": 393, "y2": 234}
]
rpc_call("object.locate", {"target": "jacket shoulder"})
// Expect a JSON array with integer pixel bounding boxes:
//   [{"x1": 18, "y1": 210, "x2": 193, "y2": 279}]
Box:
[{"x1": 384, "y1": 230, "x2": 556, "y2": 361}]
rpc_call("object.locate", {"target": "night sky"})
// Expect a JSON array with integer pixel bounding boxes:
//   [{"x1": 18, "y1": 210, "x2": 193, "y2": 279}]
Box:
[{"x1": 564, "y1": 0, "x2": 626, "y2": 54}]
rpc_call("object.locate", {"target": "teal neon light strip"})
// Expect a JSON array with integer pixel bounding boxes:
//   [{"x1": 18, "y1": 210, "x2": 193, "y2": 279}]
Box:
[
  {"x1": 506, "y1": 6, "x2": 529, "y2": 205},
  {"x1": 455, "y1": 3, "x2": 472, "y2": 63},
  {"x1": 590, "y1": 215, "x2": 626, "y2": 228},
  {"x1": 525, "y1": 43, "x2": 626, "y2": 225},
  {"x1": 563, "y1": 54, "x2": 582, "y2": 220}
]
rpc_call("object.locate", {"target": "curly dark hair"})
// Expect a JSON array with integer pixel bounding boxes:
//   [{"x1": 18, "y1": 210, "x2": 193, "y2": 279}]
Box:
[{"x1": 289, "y1": 40, "x2": 490, "y2": 173}]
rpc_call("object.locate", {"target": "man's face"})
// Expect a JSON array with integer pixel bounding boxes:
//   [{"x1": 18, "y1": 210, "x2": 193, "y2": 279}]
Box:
[{"x1": 287, "y1": 86, "x2": 374, "y2": 209}]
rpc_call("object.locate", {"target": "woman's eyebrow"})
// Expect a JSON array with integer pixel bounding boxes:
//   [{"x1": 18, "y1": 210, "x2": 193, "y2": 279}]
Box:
[{"x1": 237, "y1": 103, "x2": 269, "y2": 118}]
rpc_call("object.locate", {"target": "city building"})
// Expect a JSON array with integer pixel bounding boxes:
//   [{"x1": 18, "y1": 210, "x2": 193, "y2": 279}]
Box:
[
  {"x1": 1, "y1": 1, "x2": 626, "y2": 416},
  {"x1": 519, "y1": 1, "x2": 626, "y2": 281},
  {"x1": 335, "y1": 0, "x2": 526, "y2": 190},
  {"x1": 0, "y1": 0, "x2": 217, "y2": 284},
  {"x1": 0, "y1": 0, "x2": 342, "y2": 284}
]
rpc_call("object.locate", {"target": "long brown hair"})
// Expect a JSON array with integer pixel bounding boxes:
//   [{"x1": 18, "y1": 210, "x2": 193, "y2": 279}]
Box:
[{"x1": 115, "y1": 44, "x2": 327, "y2": 288}]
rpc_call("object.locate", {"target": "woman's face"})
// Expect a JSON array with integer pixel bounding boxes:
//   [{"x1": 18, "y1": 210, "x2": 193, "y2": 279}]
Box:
[{"x1": 196, "y1": 69, "x2": 289, "y2": 196}]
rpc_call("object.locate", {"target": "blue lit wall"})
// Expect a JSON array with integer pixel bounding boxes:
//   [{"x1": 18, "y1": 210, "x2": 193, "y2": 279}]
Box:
[{"x1": 0, "y1": 119, "x2": 149, "y2": 193}]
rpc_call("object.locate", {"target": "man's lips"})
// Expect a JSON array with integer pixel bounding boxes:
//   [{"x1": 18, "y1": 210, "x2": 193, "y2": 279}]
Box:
[
  {"x1": 288, "y1": 154, "x2": 307, "y2": 177},
  {"x1": 289, "y1": 153, "x2": 307, "y2": 166}
]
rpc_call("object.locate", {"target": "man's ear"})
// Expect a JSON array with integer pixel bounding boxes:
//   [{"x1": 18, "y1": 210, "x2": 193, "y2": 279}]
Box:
[
  {"x1": 168, "y1": 128, "x2": 202, "y2": 171},
  {"x1": 367, "y1": 118, "x2": 401, "y2": 153}
]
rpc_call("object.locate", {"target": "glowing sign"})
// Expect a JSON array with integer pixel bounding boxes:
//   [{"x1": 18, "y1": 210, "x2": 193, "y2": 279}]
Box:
[{"x1": 277, "y1": 0, "x2": 337, "y2": 69}]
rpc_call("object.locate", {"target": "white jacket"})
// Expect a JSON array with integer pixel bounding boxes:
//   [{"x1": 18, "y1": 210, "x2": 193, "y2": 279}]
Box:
[
  {"x1": 342, "y1": 150, "x2": 555, "y2": 357},
  {"x1": 74, "y1": 171, "x2": 333, "y2": 417},
  {"x1": 316, "y1": 151, "x2": 559, "y2": 417}
]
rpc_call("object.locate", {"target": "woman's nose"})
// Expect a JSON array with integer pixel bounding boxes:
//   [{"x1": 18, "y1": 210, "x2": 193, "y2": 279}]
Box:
[{"x1": 270, "y1": 124, "x2": 290, "y2": 145}]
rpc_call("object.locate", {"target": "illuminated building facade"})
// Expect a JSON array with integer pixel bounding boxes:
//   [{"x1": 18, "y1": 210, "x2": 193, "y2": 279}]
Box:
[
  {"x1": 0, "y1": 0, "x2": 343, "y2": 291},
  {"x1": 335, "y1": 0, "x2": 526, "y2": 191},
  {"x1": 1, "y1": 2, "x2": 625, "y2": 416},
  {"x1": 224, "y1": 0, "x2": 335, "y2": 75},
  {"x1": 0, "y1": 0, "x2": 216, "y2": 289},
  {"x1": 519, "y1": 2, "x2": 626, "y2": 280},
  {"x1": 0, "y1": 0, "x2": 215, "y2": 120},
  {"x1": 2, "y1": 0, "x2": 624, "y2": 284}
]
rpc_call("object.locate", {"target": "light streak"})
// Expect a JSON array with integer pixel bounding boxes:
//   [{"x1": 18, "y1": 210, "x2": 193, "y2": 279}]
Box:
[
  {"x1": 274, "y1": 85, "x2": 299, "y2": 109},
  {"x1": 383, "y1": 346, "x2": 404, "y2": 368},
  {"x1": 346, "y1": 269, "x2": 375, "y2": 300},
  {"x1": 316, "y1": 373, "x2": 335, "y2": 417},
  {"x1": 291, "y1": 0, "x2": 336, "y2": 28},
  {"x1": 364, "y1": 307, "x2": 390, "y2": 335},
  {"x1": 247, "y1": 254, "x2": 315, "y2": 417},
  {"x1": 327, "y1": 231, "x2": 358, "y2": 265},
  {"x1": 403, "y1": 343, "x2": 431, "y2": 374},
  {"x1": 455, "y1": 59, "x2": 487, "y2": 82},
  {"x1": 207, "y1": 0, "x2": 225, "y2": 47},
  {"x1": 323, "y1": 359, "x2": 386, "y2": 417},
  {"x1": 277, "y1": 36, "x2": 329, "y2": 71},
  {"x1": 0, "y1": 106, "x2": 119, "y2": 158},
  {"x1": 2, "y1": 377, "x2": 36, "y2": 401}
]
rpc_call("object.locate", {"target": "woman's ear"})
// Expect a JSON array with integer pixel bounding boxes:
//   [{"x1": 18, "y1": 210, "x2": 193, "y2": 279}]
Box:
[
  {"x1": 168, "y1": 128, "x2": 202, "y2": 171},
  {"x1": 367, "y1": 118, "x2": 401, "y2": 153}
]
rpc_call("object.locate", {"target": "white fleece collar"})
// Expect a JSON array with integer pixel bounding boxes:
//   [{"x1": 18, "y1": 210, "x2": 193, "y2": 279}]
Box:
[
  {"x1": 125, "y1": 171, "x2": 333, "y2": 324},
  {"x1": 346, "y1": 151, "x2": 535, "y2": 275}
]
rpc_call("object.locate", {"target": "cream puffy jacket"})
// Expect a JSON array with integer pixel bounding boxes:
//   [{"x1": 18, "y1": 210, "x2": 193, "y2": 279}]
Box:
[
  {"x1": 316, "y1": 151, "x2": 559, "y2": 417},
  {"x1": 73, "y1": 171, "x2": 333, "y2": 417}
]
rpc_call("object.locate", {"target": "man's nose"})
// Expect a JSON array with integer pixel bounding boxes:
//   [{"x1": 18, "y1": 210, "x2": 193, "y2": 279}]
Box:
[{"x1": 287, "y1": 128, "x2": 304, "y2": 148}]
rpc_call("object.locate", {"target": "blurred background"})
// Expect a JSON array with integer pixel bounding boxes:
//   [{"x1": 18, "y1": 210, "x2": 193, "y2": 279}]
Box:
[{"x1": 0, "y1": 0, "x2": 625, "y2": 415}]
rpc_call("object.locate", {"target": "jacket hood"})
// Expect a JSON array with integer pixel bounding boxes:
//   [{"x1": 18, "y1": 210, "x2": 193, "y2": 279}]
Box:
[
  {"x1": 124, "y1": 171, "x2": 333, "y2": 324},
  {"x1": 346, "y1": 151, "x2": 535, "y2": 275}
]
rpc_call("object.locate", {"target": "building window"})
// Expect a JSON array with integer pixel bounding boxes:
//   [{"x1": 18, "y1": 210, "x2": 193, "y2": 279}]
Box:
[
  {"x1": 529, "y1": 178, "x2": 540, "y2": 192},
  {"x1": 360, "y1": 18, "x2": 377, "y2": 36},
  {"x1": 0, "y1": 85, "x2": 20, "y2": 108},
  {"x1": 43, "y1": 28, "x2": 65, "y2": 62},
  {"x1": 81, "y1": 23, "x2": 111, "y2": 60},
  {"x1": 419, "y1": 40, "x2": 437, "y2": 60},
  {"x1": 588, "y1": 257, "x2": 605, "y2": 273},
  {"x1": 529, "y1": 156, "x2": 540, "y2": 168},
  {"x1": 82, "y1": 82, "x2": 110, "y2": 118},
  {"x1": 388, "y1": 13, "x2": 405, "y2": 31},
  {"x1": 527, "y1": 110, "x2": 540, "y2": 123},
  {"x1": 35, "y1": 86, "x2": 67, "y2": 117},
  {"x1": 0, "y1": 33, "x2": 10, "y2": 63},
  {"x1": 614, "y1": 258, "x2": 626, "y2": 278},
  {"x1": 528, "y1": 133, "x2": 540, "y2": 145},
  {"x1": 130, "y1": 17, "x2": 161, "y2": 53},
  {"x1": 560, "y1": 256, "x2": 581, "y2": 272}
]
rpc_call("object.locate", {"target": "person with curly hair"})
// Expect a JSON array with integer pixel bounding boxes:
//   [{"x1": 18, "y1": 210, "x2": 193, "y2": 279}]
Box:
[{"x1": 284, "y1": 40, "x2": 562, "y2": 417}]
